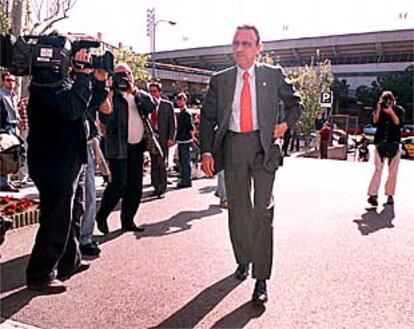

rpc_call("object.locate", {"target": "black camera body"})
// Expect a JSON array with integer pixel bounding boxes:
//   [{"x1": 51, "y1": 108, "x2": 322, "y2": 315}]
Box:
[
  {"x1": 112, "y1": 71, "x2": 131, "y2": 92},
  {"x1": 0, "y1": 33, "x2": 114, "y2": 84}
]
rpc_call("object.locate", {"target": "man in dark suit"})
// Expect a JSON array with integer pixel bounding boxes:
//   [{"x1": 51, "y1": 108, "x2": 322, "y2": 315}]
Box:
[
  {"x1": 148, "y1": 82, "x2": 176, "y2": 196},
  {"x1": 200, "y1": 25, "x2": 302, "y2": 304}
]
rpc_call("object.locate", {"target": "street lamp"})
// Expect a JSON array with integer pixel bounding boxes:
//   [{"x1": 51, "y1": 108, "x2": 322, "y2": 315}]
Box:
[{"x1": 150, "y1": 19, "x2": 176, "y2": 79}]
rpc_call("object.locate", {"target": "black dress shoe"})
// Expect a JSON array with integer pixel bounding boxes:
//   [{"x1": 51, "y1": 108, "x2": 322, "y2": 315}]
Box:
[
  {"x1": 27, "y1": 279, "x2": 66, "y2": 293},
  {"x1": 235, "y1": 263, "x2": 249, "y2": 281},
  {"x1": 150, "y1": 190, "x2": 165, "y2": 198},
  {"x1": 252, "y1": 280, "x2": 268, "y2": 304},
  {"x1": 176, "y1": 183, "x2": 192, "y2": 189},
  {"x1": 80, "y1": 242, "x2": 101, "y2": 256},
  {"x1": 96, "y1": 217, "x2": 109, "y2": 234},
  {"x1": 57, "y1": 261, "x2": 90, "y2": 281},
  {"x1": 122, "y1": 224, "x2": 145, "y2": 232}
]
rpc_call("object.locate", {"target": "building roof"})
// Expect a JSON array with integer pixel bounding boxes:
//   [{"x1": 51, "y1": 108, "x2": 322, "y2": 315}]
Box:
[{"x1": 152, "y1": 29, "x2": 414, "y2": 71}]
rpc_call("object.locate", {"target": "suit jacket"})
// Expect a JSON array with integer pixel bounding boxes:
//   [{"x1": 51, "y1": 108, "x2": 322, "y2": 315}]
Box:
[
  {"x1": 200, "y1": 63, "x2": 303, "y2": 172},
  {"x1": 0, "y1": 88, "x2": 19, "y2": 132},
  {"x1": 156, "y1": 99, "x2": 176, "y2": 153}
]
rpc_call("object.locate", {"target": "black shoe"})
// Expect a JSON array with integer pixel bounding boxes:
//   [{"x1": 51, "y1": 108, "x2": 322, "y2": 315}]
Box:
[
  {"x1": 0, "y1": 183, "x2": 19, "y2": 193},
  {"x1": 367, "y1": 195, "x2": 378, "y2": 207},
  {"x1": 80, "y1": 242, "x2": 101, "y2": 256},
  {"x1": 96, "y1": 217, "x2": 109, "y2": 234},
  {"x1": 386, "y1": 195, "x2": 394, "y2": 205},
  {"x1": 235, "y1": 263, "x2": 249, "y2": 281},
  {"x1": 252, "y1": 280, "x2": 268, "y2": 304},
  {"x1": 150, "y1": 190, "x2": 165, "y2": 198},
  {"x1": 177, "y1": 183, "x2": 192, "y2": 189},
  {"x1": 57, "y1": 261, "x2": 90, "y2": 281},
  {"x1": 122, "y1": 223, "x2": 145, "y2": 232},
  {"x1": 27, "y1": 279, "x2": 66, "y2": 293}
]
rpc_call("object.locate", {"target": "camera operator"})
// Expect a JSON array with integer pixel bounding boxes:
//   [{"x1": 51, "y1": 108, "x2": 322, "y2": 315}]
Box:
[
  {"x1": 26, "y1": 41, "x2": 109, "y2": 292},
  {"x1": 367, "y1": 91, "x2": 405, "y2": 207},
  {"x1": 96, "y1": 63, "x2": 156, "y2": 234}
]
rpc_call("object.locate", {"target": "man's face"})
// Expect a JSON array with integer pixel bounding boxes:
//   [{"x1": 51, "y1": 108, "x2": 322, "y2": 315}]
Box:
[
  {"x1": 177, "y1": 97, "x2": 186, "y2": 109},
  {"x1": 2, "y1": 75, "x2": 16, "y2": 91},
  {"x1": 232, "y1": 28, "x2": 261, "y2": 69},
  {"x1": 149, "y1": 86, "x2": 161, "y2": 100}
]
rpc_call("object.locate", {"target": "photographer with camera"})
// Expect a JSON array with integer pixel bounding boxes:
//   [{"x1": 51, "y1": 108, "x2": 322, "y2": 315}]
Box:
[
  {"x1": 96, "y1": 63, "x2": 156, "y2": 234},
  {"x1": 25, "y1": 34, "x2": 110, "y2": 292},
  {"x1": 367, "y1": 91, "x2": 405, "y2": 207}
]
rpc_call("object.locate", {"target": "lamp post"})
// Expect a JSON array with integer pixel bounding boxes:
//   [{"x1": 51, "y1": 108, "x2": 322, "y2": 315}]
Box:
[{"x1": 147, "y1": 8, "x2": 176, "y2": 80}]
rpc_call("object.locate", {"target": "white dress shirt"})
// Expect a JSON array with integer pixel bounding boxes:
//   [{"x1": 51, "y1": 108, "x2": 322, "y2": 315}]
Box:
[
  {"x1": 228, "y1": 64, "x2": 258, "y2": 132},
  {"x1": 126, "y1": 93, "x2": 144, "y2": 144}
]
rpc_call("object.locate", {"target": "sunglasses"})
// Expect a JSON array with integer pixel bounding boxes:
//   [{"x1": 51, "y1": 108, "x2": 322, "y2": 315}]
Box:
[{"x1": 4, "y1": 78, "x2": 15, "y2": 82}]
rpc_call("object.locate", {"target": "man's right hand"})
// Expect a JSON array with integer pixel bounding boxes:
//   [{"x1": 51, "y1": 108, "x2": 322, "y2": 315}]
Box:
[{"x1": 202, "y1": 153, "x2": 215, "y2": 177}]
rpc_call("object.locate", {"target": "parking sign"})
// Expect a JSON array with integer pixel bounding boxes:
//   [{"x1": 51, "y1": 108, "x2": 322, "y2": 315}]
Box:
[{"x1": 320, "y1": 91, "x2": 333, "y2": 108}]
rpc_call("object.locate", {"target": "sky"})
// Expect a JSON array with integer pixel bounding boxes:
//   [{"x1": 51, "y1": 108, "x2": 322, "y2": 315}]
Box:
[{"x1": 55, "y1": 0, "x2": 414, "y2": 53}]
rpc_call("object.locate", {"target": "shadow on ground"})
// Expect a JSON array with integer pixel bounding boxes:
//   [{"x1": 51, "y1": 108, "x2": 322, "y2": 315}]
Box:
[
  {"x1": 135, "y1": 204, "x2": 222, "y2": 239},
  {"x1": 353, "y1": 204, "x2": 395, "y2": 235},
  {"x1": 152, "y1": 274, "x2": 253, "y2": 328}
]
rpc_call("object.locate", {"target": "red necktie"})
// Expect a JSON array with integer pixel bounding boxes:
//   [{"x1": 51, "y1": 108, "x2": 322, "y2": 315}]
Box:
[
  {"x1": 240, "y1": 71, "x2": 253, "y2": 132},
  {"x1": 150, "y1": 107, "x2": 157, "y2": 129}
]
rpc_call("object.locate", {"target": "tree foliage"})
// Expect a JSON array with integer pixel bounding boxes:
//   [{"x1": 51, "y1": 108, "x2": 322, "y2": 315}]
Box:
[
  {"x1": 356, "y1": 65, "x2": 413, "y2": 107},
  {"x1": 113, "y1": 47, "x2": 150, "y2": 83},
  {"x1": 289, "y1": 59, "x2": 333, "y2": 137}
]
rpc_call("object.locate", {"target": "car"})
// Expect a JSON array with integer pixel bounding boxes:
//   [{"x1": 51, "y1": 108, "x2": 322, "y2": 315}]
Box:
[
  {"x1": 401, "y1": 137, "x2": 414, "y2": 159},
  {"x1": 401, "y1": 124, "x2": 414, "y2": 138},
  {"x1": 363, "y1": 124, "x2": 377, "y2": 135}
]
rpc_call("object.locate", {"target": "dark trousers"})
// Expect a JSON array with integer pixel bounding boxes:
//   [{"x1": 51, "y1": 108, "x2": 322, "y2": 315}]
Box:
[
  {"x1": 320, "y1": 140, "x2": 329, "y2": 159},
  {"x1": 150, "y1": 144, "x2": 167, "y2": 194},
  {"x1": 224, "y1": 131, "x2": 275, "y2": 280},
  {"x1": 178, "y1": 142, "x2": 192, "y2": 186},
  {"x1": 26, "y1": 162, "x2": 84, "y2": 284},
  {"x1": 290, "y1": 131, "x2": 300, "y2": 151},
  {"x1": 96, "y1": 142, "x2": 145, "y2": 227}
]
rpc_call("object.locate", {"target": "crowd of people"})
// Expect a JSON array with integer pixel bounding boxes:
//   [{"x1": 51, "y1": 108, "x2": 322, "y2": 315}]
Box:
[{"x1": 0, "y1": 25, "x2": 405, "y2": 306}]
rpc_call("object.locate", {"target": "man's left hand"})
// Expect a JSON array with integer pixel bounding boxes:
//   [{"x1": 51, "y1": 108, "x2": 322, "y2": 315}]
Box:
[
  {"x1": 273, "y1": 122, "x2": 288, "y2": 139},
  {"x1": 167, "y1": 139, "x2": 175, "y2": 148}
]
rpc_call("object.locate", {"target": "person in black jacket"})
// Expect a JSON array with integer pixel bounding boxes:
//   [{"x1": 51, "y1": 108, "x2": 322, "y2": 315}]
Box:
[
  {"x1": 367, "y1": 91, "x2": 404, "y2": 206},
  {"x1": 175, "y1": 92, "x2": 194, "y2": 188},
  {"x1": 96, "y1": 63, "x2": 156, "y2": 234},
  {"x1": 26, "y1": 43, "x2": 109, "y2": 292}
]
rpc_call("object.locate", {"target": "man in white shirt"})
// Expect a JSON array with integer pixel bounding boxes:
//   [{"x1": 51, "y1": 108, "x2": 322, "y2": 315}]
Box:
[
  {"x1": 96, "y1": 64, "x2": 156, "y2": 234},
  {"x1": 201, "y1": 25, "x2": 302, "y2": 304}
]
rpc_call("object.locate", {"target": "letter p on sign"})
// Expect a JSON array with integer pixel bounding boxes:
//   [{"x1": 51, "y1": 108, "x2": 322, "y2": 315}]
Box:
[{"x1": 320, "y1": 91, "x2": 333, "y2": 108}]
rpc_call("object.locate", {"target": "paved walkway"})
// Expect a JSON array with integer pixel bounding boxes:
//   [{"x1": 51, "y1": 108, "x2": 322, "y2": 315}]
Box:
[{"x1": 1, "y1": 157, "x2": 413, "y2": 328}]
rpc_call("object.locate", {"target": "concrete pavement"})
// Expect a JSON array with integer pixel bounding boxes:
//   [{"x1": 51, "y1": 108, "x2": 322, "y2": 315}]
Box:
[{"x1": 1, "y1": 157, "x2": 413, "y2": 329}]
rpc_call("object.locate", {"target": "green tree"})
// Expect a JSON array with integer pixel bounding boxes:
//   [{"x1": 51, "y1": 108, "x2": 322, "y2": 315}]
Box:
[
  {"x1": 377, "y1": 65, "x2": 413, "y2": 105},
  {"x1": 289, "y1": 59, "x2": 334, "y2": 142},
  {"x1": 332, "y1": 78, "x2": 349, "y2": 114},
  {"x1": 113, "y1": 47, "x2": 150, "y2": 83}
]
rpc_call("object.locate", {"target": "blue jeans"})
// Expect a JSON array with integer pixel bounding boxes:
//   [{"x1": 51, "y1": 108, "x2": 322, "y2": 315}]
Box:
[
  {"x1": 178, "y1": 142, "x2": 192, "y2": 186},
  {"x1": 0, "y1": 175, "x2": 9, "y2": 188},
  {"x1": 80, "y1": 144, "x2": 96, "y2": 245},
  {"x1": 217, "y1": 170, "x2": 227, "y2": 200}
]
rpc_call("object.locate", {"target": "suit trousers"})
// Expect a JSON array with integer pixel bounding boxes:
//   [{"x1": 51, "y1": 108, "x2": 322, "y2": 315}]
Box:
[
  {"x1": 96, "y1": 142, "x2": 145, "y2": 227},
  {"x1": 150, "y1": 142, "x2": 167, "y2": 194},
  {"x1": 26, "y1": 162, "x2": 84, "y2": 284},
  {"x1": 224, "y1": 131, "x2": 275, "y2": 280}
]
